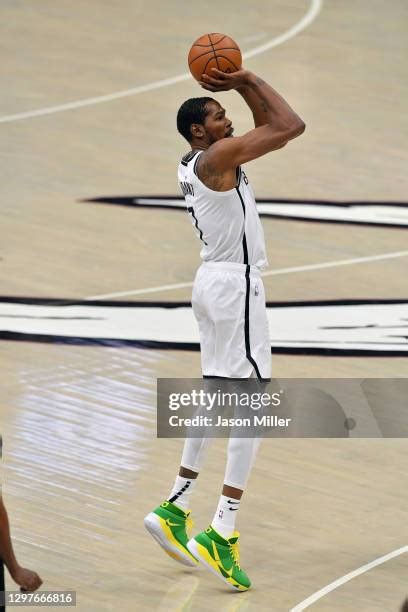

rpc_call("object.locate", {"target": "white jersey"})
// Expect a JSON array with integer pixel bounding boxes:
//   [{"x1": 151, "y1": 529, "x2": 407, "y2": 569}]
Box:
[{"x1": 178, "y1": 150, "x2": 268, "y2": 269}]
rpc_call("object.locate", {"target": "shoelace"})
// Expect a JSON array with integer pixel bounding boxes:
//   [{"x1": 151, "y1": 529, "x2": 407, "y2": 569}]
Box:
[{"x1": 229, "y1": 541, "x2": 241, "y2": 570}]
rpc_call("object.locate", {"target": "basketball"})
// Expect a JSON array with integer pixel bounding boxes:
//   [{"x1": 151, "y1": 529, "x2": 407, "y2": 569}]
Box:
[{"x1": 188, "y1": 33, "x2": 242, "y2": 81}]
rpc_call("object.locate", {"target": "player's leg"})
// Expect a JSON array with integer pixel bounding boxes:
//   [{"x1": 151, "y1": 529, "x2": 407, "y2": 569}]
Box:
[
  {"x1": 187, "y1": 431, "x2": 263, "y2": 590},
  {"x1": 188, "y1": 267, "x2": 270, "y2": 590},
  {"x1": 214, "y1": 432, "x2": 263, "y2": 535},
  {"x1": 143, "y1": 468, "x2": 199, "y2": 567},
  {"x1": 144, "y1": 266, "x2": 215, "y2": 567},
  {"x1": 247, "y1": 273, "x2": 271, "y2": 382},
  {"x1": 144, "y1": 382, "x2": 218, "y2": 565}
]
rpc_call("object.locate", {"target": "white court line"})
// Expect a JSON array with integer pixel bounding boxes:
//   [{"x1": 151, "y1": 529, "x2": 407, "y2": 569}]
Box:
[
  {"x1": 85, "y1": 250, "x2": 408, "y2": 300},
  {"x1": 290, "y1": 545, "x2": 408, "y2": 611},
  {"x1": 0, "y1": 0, "x2": 322, "y2": 124},
  {"x1": 86, "y1": 280, "x2": 195, "y2": 300}
]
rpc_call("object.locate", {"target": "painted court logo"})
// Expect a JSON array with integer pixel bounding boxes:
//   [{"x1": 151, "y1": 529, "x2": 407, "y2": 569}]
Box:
[
  {"x1": 3, "y1": 197, "x2": 408, "y2": 353},
  {"x1": 0, "y1": 297, "x2": 407, "y2": 355},
  {"x1": 82, "y1": 195, "x2": 408, "y2": 229}
]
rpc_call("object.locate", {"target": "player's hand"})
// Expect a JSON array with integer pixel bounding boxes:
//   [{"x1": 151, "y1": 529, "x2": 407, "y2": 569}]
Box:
[
  {"x1": 199, "y1": 68, "x2": 251, "y2": 91},
  {"x1": 11, "y1": 566, "x2": 43, "y2": 592}
]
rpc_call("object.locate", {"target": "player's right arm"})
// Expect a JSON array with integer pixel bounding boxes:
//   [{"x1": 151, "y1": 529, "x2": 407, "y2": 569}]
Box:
[
  {"x1": 0, "y1": 496, "x2": 43, "y2": 591},
  {"x1": 200, "y1": 68, "x2": 305, "y2": 168}
]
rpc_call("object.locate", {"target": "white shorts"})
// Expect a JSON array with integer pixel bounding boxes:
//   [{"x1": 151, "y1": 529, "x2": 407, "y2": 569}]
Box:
[{"x1": 192, "y1": 261, "x2": 271, "y2": 380}]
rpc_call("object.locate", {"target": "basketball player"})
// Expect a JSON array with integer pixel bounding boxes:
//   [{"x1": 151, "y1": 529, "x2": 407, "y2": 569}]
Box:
[
  {"x1": 145, "y1": 67, "x2": 305, "y2": 590},
  {"x1": 0, "y1": 438, "x2": 42, "y2": 609}
]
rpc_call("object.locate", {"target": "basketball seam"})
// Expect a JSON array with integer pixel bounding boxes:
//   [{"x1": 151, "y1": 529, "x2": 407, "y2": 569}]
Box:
[
  {"x1": 212, "y1": 56, "x2": 240, "y2": 71},
  {"x1": 213, "y1": 46, "x2": 240, "y2": 52},
  {"x1": 191, "y1": 35, "x2": 227, "y2": 48},
  {"x1": 209, "y1": 34, "x2": 227, "y2": 45},
  {"x1": 208, "y1": 33, "x2": 220, "y2": 71},
  {"x1": 202, "y1": 55, "x2": 217, "y2": 76},
  {"x1": 201, "y1": 54, "x2": 240, "y2": 77},
  {"x1": 189, "y1": 49, "x2": 220, "y2": 66},
  {"x1": 188, "y1": 48, "x2": 241, "y2": 66}
]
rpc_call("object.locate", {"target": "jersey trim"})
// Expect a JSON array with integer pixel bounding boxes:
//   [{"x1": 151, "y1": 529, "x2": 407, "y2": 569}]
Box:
[
  {"x1": 193, "y1": 152, "x2": 201, "y2": 177},
  {"x1": 187, "y1": 206, "x2": 208, "y2": 245},
  {"x1": 235, "y1": 186, "x2": 249, "y2": 265},
  {"x1": 244, "y1": 265, "x2": 264, "y2": 381},
  {"x1": 183, "y1": 154, "x2": 237, "y2": 197},
  {"x1": 181, "y1": 150, "x2": 200, "y2": 167}
]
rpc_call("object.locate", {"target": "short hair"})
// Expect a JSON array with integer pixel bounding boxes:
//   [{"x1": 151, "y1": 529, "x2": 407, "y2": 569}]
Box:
[{"x1": 177, "y1": 97, "x2": 215, "y2": 142}]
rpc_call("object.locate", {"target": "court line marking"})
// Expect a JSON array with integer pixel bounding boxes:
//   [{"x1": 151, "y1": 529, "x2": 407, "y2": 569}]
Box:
[
  {"x1": 85, "y1": 249, "x2": 408, "y2": 300},
  {"x1": 0, "y1": 0, "x2": 322, "y2": 124},
  {"x1": 290, "y1": 545, "x2": 408, "y2": 611}
]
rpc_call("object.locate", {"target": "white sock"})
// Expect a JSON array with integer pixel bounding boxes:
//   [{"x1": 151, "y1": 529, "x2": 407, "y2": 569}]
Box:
[
  {"x1": 211, "y1": 494, "x2": 241, "y2": 539},
  {"x1": 167, "y1": 475, "x2": 197, "y2": 512}
]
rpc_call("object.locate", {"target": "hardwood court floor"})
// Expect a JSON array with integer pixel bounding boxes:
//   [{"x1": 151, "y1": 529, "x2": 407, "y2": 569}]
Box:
[{"x1": 1, "y1": 0, "x2": 407, "y2": 610}]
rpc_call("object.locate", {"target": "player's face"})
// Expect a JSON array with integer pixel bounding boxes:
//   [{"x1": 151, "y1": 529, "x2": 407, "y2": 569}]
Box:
[{"x1": 203, "y1": 101, "x2": 233, "y2": 144}]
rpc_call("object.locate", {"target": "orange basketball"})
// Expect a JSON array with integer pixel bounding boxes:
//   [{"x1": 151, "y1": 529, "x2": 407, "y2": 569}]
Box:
[{"x1": 188, "y1": 33, "x2": 242, "y2": 81}]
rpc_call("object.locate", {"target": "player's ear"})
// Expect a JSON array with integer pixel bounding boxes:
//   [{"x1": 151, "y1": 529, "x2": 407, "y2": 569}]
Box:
[{"x1": 191, "y1": 123, "x2": 205, "y2": 139}]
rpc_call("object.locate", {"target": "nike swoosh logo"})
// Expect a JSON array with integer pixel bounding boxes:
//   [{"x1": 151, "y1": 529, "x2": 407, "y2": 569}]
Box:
[
  {"x1": 165, "y1": 519, "x2": 181, "y2": 527},
  {"x1": 211, "y1": 541, "x2": 233, "y2": 577},
  {"x1": 229, "y1": 508, "x2": 239, "y2": 511},
  {"x1": 227, "y1": 500, "x2": 240, "y2": 505}
]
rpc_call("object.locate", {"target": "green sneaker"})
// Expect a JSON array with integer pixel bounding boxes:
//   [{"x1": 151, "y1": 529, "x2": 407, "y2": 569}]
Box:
[
  {"x1": 187, "y1": 526, "x2": 251, "y2": 591},
  {"x1": 144, "y1": 501, "x2": 198, "y2": 567}
]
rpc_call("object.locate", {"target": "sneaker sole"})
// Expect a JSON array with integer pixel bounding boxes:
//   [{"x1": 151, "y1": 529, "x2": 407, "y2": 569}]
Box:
[
  {"x1": 144, "y1": 513, "x2": 198, "y2": 567},
  {"x1": 187, "y1": 538, "x2": 250, "y2": 591}
]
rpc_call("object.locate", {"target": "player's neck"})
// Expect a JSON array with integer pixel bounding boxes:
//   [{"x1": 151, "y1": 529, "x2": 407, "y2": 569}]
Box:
[{"x1": 190, "y1": 138, "x2": 210, "y2": 152}]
